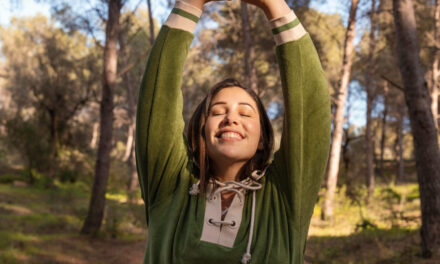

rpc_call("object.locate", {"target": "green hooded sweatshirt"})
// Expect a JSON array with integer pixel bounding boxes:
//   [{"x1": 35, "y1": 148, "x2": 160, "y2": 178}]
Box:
[{"x1": 135, "y1": 1, "x2": 331, "y2": 263}]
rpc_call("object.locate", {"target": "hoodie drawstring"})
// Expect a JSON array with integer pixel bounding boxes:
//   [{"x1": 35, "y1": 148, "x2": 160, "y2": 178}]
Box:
[{"x1": 189, "y1": 170, "x2": 265, "y2": 264}]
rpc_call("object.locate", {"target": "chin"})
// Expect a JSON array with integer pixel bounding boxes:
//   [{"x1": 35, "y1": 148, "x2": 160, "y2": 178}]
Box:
[{"x1": 212, "y1": 147, "x2": 255, "y2": 163}]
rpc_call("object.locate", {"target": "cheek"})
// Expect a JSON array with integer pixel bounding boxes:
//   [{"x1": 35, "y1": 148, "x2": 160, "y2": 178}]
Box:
[
  {"x1": 204, "y1": 118, "x2": 218, "y2": 141},
  {"x1": 245, "y1": 120, "x2": 261, "y2": 141}
]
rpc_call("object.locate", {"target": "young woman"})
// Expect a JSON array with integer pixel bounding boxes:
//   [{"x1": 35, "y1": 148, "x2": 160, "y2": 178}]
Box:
[{"x1": 135, "y1": 0, "x2": 331, "y2": 263}]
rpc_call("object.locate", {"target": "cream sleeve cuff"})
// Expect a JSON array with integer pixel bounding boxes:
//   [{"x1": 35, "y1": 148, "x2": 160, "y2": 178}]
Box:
[
  {"x1": 269, "y1": 10, "x2": 307, "y2": 46},
  {"x1": 164, "y1": 1, "x2": 203, "y2": 33}
]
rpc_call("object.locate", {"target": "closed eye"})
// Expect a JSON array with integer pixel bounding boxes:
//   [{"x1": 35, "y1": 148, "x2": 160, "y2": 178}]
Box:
[{"x1": 211, "y1": 110, "x2": 224, "y2": 114}]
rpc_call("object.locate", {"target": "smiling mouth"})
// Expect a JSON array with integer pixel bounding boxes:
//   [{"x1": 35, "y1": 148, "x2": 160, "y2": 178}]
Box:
[{"x1": 216, "y1": 132, "x2": 243, "y2": 141}]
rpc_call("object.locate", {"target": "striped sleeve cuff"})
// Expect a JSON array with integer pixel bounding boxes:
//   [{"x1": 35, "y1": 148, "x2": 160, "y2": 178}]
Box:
[
  {"x1": 270, "y1": 10, "x2": 307, "y2": 46},
  {"x1": 164, "y1": 1, "x2": 202, "y2": 33}
]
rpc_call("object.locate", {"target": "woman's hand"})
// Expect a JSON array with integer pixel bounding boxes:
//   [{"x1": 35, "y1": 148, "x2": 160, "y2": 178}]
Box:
[
  {"x1": 242, "y1": 0, "x2": 291, "y2": 20},
  {"x1": 181, "y1": 0, "x2": 290, "y2": 20}
]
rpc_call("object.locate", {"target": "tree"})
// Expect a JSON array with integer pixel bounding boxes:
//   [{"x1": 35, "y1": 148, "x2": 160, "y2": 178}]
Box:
[
  {"x1": 393, "y1": 0, "x2": 440, "y2": 256},
  {"x1": 146, "y1": 0, "x2": 155, "y2": 45},
  {"x1": 0, "y1": 15, "x2": 100, "y2": 180},
  {"x1": 82, "y1": 0, "x2": 123, "y2": 235},
  {"x1": 120, "y1": 19, "x2": 138, "y2": 197},
  {"x1": 119, "y1": 9, "x2": 155, "y2": 197},
  {"x1": 431, "y1": 0, "x2": 440, "y2": 130},
  {"x1": 379, "y1": 81, "x2": 388, "y2": 178},
  {"x1": 322, "y1": 0, "x2": 360, "y2": 220},
  {"x1": 365, "y1": 0, "x2": 378, "y2": 198},
  {"x1": 394, "y1": 102, "x2": 405, "y2": 182}
]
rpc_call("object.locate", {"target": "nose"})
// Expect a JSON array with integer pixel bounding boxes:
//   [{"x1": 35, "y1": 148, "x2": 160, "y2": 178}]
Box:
[{"x1": 222, "y1": 112, "x2": 239, "y2": 126}]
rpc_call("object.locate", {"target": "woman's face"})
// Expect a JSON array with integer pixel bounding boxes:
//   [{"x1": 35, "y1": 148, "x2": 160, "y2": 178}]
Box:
[{"x1": 205, "y1": 87, "x2": 262, "y2": 166}]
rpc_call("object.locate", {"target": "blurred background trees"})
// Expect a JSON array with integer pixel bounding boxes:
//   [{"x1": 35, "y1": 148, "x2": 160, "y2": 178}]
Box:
[{"x1": 1, "y1": 0, "x2": 440, "y2": 260}]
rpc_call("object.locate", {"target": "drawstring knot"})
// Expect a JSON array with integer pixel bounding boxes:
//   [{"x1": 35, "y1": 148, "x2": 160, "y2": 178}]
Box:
[
  {"x1": 189, "y1": 181, "x2": 200, "y2": 195},
  {"x1": 188, "y1": 169, "x2": 266, "y2": 264}
]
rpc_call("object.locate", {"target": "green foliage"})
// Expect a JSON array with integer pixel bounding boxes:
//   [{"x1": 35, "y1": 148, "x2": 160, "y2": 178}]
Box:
[
  {"x1": 56, "y1": 147, "x2": 93, "y2": 184},
  {"x1": 355, "y1": 219, "x2": 378, "y2": 232},
  {"x1": 308, "y1": 182, "x2": 428, "y2": 263},
  {"x1": 0, "y1": 174, "x2": 26, "y2": 184},
  {"x1": 104, "y1": 202, "x2": 125, "y2": 238},
  {"x1": 3, "y1": 118, "x2": 51, "y2": 183},
  {"x1": 300, "y1": 8, "x2": 345, "y2": 95},
  {"x1": 0, "y1": 14, "x2": 101, "y2": 178}
]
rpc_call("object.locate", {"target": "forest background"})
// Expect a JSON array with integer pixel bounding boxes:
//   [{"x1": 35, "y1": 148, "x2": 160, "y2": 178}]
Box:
[{"x1": 1, "y1": 0, "x2": 440, "y2": 263}]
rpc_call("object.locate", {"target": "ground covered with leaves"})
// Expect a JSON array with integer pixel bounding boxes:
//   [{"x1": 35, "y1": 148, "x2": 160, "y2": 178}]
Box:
[{"x1": 1, "y1": 181, "x2": 439, "y2": 263}]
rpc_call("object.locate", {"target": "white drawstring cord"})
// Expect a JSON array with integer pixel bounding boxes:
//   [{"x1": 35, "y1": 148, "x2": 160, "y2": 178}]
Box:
[
  {"x1": 241, "y1": 189, "x2": 257, "y2": 264},
  {"x1": 189, "y1": 180, "x2": 200, "y2": 195},
  {"x1": 189, "y1": 169, "x2": 266, "y2": 264},
  {"x1": 211, "y1": 186, "x2": 244, "y2": 202}
]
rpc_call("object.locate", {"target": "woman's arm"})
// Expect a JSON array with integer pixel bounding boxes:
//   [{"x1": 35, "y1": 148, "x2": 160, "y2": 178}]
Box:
[
  {"x1": 274, "y1": 20, "x2": 331, "y2": 244},
  {"x1": 247, "y1": 0, "x2": 331, "y2": 254},
  {"x1": 135, "y1": 1, "x2": 205, "y2": 209}
]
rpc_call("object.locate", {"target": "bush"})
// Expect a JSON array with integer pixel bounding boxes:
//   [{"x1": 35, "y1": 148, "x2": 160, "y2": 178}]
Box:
[
  {"x1": 4, "y1": 118, "x2": 52, "y2": 183},
  {"x1": 104, "y1": 203, "x2": 125, "y2": 238},
  {"x1": 0, "y1": 174, "x2": 26, "y2": 184}
]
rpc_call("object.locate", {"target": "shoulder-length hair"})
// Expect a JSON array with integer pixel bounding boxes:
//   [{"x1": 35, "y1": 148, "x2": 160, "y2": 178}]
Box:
[{"x1": 187, "y1": 78, "x2": 274, "y2": 193}]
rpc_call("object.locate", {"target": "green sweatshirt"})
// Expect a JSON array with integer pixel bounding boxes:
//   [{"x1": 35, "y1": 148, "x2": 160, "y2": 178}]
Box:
[{"x1": 135, "y1": 1, "x2": 331, "y2": 263}]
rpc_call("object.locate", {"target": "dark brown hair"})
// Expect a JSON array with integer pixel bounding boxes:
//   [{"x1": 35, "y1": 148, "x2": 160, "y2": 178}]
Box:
[{"x1": 187, "y1": 78, "x2": 274, "y2": 193}]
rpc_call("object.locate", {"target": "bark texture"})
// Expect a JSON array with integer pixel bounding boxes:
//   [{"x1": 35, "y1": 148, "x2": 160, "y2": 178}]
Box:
[
  {"x1": 395, "y1": 107, "x2": 405, "y2": 183},
  {"x1": 90, "y1": 122, "x2": 99, "y2": 149},
  {"x1": 120, "y1": 30, "x2": 138, "y2": 195},
  {"x1": 147, "y1": 0, "x2": 155, "y2": 45},
  {"x1": 379, "y1": 82, "x2": 388, "y2": 178},
  {"x1": 393, "y1": 0, "x2": 440, "y2": 256},
  {"x1": 322, "y1": 0, "x2": 359, "y2": 220},
  {"x1": 431, "y1": 0, "x2": 440, "y2": 131},
  {"x1": 81, "y1": 0, "x2": 122, "y2": 235},
  {"x1": 365, "y1": 0, "x2": 377, "y2": 198}
]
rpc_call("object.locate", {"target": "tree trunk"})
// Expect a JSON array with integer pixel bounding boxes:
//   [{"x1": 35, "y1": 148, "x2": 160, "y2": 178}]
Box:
[
  {"x1": 127, "y1": 141, "x2": 138, "y2": 198},
  {"x1": 393, "y1": 0, "x2": 440, "y2": 256},
  {"x1": 240, "y1": 2, "x2": 258, "y2": 94},
  {"x1": 365, "y1": 0, "x2": 377, "y2": 198},
  {"x1": 321, "y1": 0, "x2": 359, "y2": 220},
  {"x1": 123, "y1": 119, "x2": 135, "y2": 161},
  {"x1": 48, "y1": 109, "x2": 59, "y2": 158},
  {"x1": 396, "y1": 108, "x2": 405, "y2": 183},
  {"x1": 432, "y1": 0, "x2": 440, "y2": 131},
  {"x1": 379, "y1": 82, "x2": 389, "y2": 178},
  {"x1": 147, "y1": 0, "x2": 155, "y2": 45},
  {"x1": 119, "y1": 30, "x2": 138, "y2": 196},
  {"x1": 342, "y1": 128, "x2": 352, "y2": 173},
  {"x1": 90, "y1": 122, "x2": 99, "y2": 149},
  {"x1": 81, "y1": 0, "x2": 122, "y2": 235}
]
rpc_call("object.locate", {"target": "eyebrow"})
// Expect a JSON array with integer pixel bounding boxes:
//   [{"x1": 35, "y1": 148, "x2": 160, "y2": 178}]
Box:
[{"x1": 210, "y1": 101, "x2": 257, "y2": 112}]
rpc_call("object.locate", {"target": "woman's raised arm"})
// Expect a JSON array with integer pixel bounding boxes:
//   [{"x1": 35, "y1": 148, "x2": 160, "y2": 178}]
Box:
[
  {"x1": 247, "y1": 0, "x2": 331, "y2": 258},
  {"x1": 135, "y1": 0, "x2": 207, "y2": 209}
]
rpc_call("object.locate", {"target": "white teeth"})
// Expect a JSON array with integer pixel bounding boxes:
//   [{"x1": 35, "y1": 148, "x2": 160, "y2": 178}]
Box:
[{"x1": 220, "y1": 132, "x2": 242, "y2": 139}]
